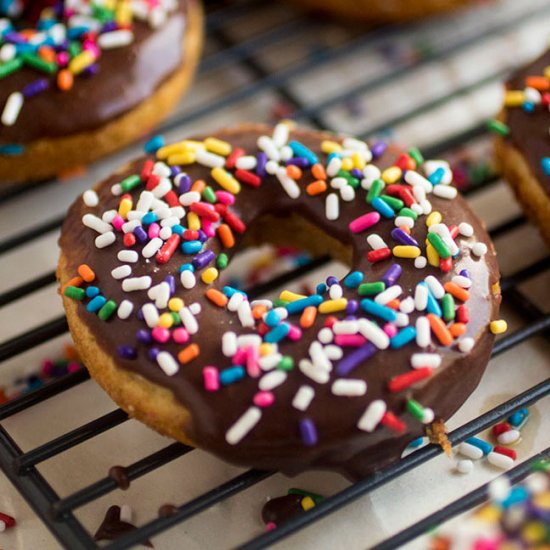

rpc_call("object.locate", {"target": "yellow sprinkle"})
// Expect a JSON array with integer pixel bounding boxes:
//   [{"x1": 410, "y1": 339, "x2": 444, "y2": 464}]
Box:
[
  {"x1": 69, "y1": 50, "x2": 95, "y2": 75},
  {"x1": 300, "y1": 496, "x2": 315, "y2": 511},
  {"x1": 544, "y1": 66, "x2": 550, "y2": 80},
  {"x1": 319, "y1": 298, "x2": 348, "y2": 314},
  {"x1": 182, "y1": 140, "x2": 206, "y2": 151},
  {"x1": 393, "y1": 246, "x2": 421, "y2": 258},
  {"x1": 169, "y1": 298, "x2": 184, "y2": 312},
  {"x1": 321, "y1": 140, "x2": 342, "y2": 154},
  {"x1": 381, "y1": 166, "x2": 402, "y2": 184},
  {"x1": 279, "y1": 290, "x2": 307, "y2": 302},
  {"x1": 504, "y1": 90, "x2": 526, "y2": 107},
  {"x1": 158, "y1": 313, "x2": 174, "y2": 328},
  {"x1": 534, "y1": 492, "x2": 550, "y2": 508},
  {"x1": 341, "y1": 158, "x2": 353, "y2": 171},
  {"x1": 491, "y1": 281, "x2": 501, "y2": 296},
  {"x1": 259, "y1": 343, "x2": 274, "y2": 356},
  {"x1": 426, "y1": 211, "x2": 442, "y2": 227},
  {"x1": 490, "y1": 319, "x2": 508, "y2": 334},
  {"x1": 201, "y1": 267, "x2": 219, "y2": 284},
  {"x1": 426, "y1": 241, "x2": 440, "y2": 267},
  {"x1": 156, "y1": 143, "x2": 189, "y2": 160},
  {"x1": 118, "y1": 197, "x2": 132, "y2": 219},
  {"x1": 187, "y1": 211, "x2": 201, "y2": 230},
  {"x1": 522, "y1": 521, "x2": 547, "y2": 543},
  {"x1": 204, "y1": 137, "x2": 232, "y2": 156},
  {"x1": 475, "y1": 504, "x2": 501, "y2": 522},
  {"x1": 168, "y1": 152, "x2": 196, "y2": 166},
  {"x1": 351, "y1": 151, "x2": 365, "y2": 170},
  {"x1": 211, "y1": 167, "x2": 241, "y2": 194}
]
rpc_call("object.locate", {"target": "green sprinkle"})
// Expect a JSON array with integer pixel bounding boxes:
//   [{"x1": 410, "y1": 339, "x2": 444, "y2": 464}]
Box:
[
  {"x1": 366, "y1": 179, "x2": 384, "y2": 204},
  {"x1": 0, "y1": 57, "x2": 24, "y2": 79},
  {"x1": 408, "y1": 147, "x2": 424, "y2": 166},
  {"x1": 98, "y1": 300, "x2": 117, "y2": 321},
  {"x1": 380, "y1": 194, "x2": 404, "y2": 211},
  {"x1": 398, "y1": 207, "x2": 418, "y2": 220},
  {"x1": 358, "y1": 281, "x2": 385, "y2": 296},
  {"x1": 68, "y1": 41, "x2": 82, "y2": 58},
  {"x1": 532, "y1": 458, "x2": 550, "y2": 472},
  {"x1": 277, "y1": 356, "x2": 294, "y2": 371},
  {"x1": 120, "y1": 174, "x2": 141, "y2": 192},
  {"x1": 273, "y1": 298, "x2": 289, "y2": 308},
  {"x1": 487, "y1": 119, "x2": 510, "y2": 137},
  {"x1": 347, "y1": 177, "x2": 360, "y2": 189},
  {"x1": 427, "y1": 232, "x2": 451, "y2": 259},
  {"x1": 202, "y1": 186, "x2": 217, "y2": 204},
  {"x1": 22, "y1": 53, "x2": 57, "y2": 74},
  {"x1": 216, "y1": 253, "x2": 228, "y2": 270},
  {"x1": 171, "y1": 312, "x2": 181, "y2": 325},
  {"x1": 406, "y1": 399, "x2": 425, "y2": 421},
  {"x1": 288, "y1": 488, "x2": 324, "y2": 504},
  {"x1": 64, "y1": 286, "x2": 85, "y2": 300},
  {"x1": 442, "y1": 293, "x2": 455, "y2": 322}
]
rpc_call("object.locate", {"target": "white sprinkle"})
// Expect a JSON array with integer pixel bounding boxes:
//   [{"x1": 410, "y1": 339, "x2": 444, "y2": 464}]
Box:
[
  {"x1": 361, "y1": 165, "x2": 381, "y2": 189},
  {"x1": 395, "y1": 312, "x2": 409, "y2": 327},
  {"x1": 111, "y1": 265, "x2": 132, "y2": 279},
  {"x1": 0, "y1": 43, "x2": 16, "y2": 62},
  {"x1": 227, "y1": 292, "x2": 245, "y2": 312},
  {"x1": 120, "y1": 504, "x2": 133, "y2": 523},
  {"x1": 149, "y1": 282, "x2": 170, "y2": 309},
  {"x1": 257, "y1": 135, "x2": 280, "y2": 161},
  {"x1": 136, "y1": 190, "x2": 154, "y2": 212},
  {"x1": 458, "y1": 442, "x2": 483, "y2": 460},
  {"x1": 404, "y1": 170, "x2": 432, "y2": 192},
  {"x1": 83, "y1": 213, "x2": 112, "y2": 234},
  {"x1": 332, "y1": 379, "x2": 367, "y2": 396},
  {"x1": 159, "y1": 226, "x2": 172, "y2": 240},
  {"x1": 226, "y1": 407, "x2": 262, "y2": 445},
  {"x1": 180, "y1": 270, "x2": 196, "y2": 290},
  {"x1": 367, "y1": 234, "x2": 387, "y2": 250},
  {"x1": 414, "y1": 256, "x2": 427, "y2": 269},
  {"x1": 456, "y1": 459, "x2": 474, "y2": 474},
  {"x1": 525, "y1": 473, "x2": 549, "y2": 494},
  {"x1": 422, "y1": 408, "x2": 435, "y2": 424},
  {"x1": 458, "y1": 222, "x2": 474, "y2": 237},
  {"x1": 95, "y1": 231, "x2": 116, "y2": 249},
  {"x1": 317, "y1": 327, "x2": 333, "y2": 344},
  {"x1": 340, "y1": 184, "x2": 355, "y2": 202},
  {"x1": 258, "y1": 353, "x2": 282, "y2": 371},
  {"x1": 122, "y1": 219, "x2": 141, "y2": 234},
  {"x1": 433, "y1": 185, "x2": 457, "y2": 200},
  {"x1": 1, "y1": 91, "x2": 23, "y2": 126},
  {"x1": 343, "y1": 137, "x2": 367, "y2": 150},
  {"x1": 237, "y1": 300, "x2": 255, "y2": 328},
  {"x1": 299, "y1": 359, "x2": 330, "y2": 384},
  {"x1": 452, "y1": 275, "x2": 472, "y2": 289},
  {"x1": 280, "y1": 146, "x2": 293, "y2": 161},
  {"x1": 358, "y1": 318, "x2": 389, "y2": 350},
  {"x1": 111, "y1": 183, "x2": 122, "y2": 196},
  {"x1": 399, "y1": 297, "x2": 415, "y2": 314},
  {"x1": 458, "y1": 337, "x2": 474, "y2": 353},
  {"x1": 103, "y1": 210, "x2": 118, "y2": 224},
  {"x1": 326, "y1": 193, "x2": 339, "y2": 220},
  {"x1": 157, "y1": 351, "x2": 179, "y2": 376},
  {"x1": 472, "y1": 242, "x2": 488, "y2": 257},
  {"x1": 237, "y1": 335, "x2": 262, "y2": 348},
  {"x1": 374, "y1": 285, "x2": 402, "y2": 305},
  {"x1": 498, "y1": 430, "x2": 520, "y2": 446},
  {"x1": 276, "y1": 167, "x2": 300, "y2": 199},
  {"x1": 329, "y1": 284, "x2": 343, "y2": 300},
  {"x1": 420, "y1": 200, "x2": 432, "y2": 215},
  {"x1": 330, "y1": 177, "x2": 347, "y2": 189},
  {"x1": 424, "y1": 160, "x2": 450, "y2": 176},
  {"x1": 222, "y1": 332, "x2": 237, "y2": 357},
  {"x1": 411, "y1": 353, "x2": 441, "y2": 369},
  {"x1": 411, "y1": 203, "x2": 424, "y2": 216},
  {"x1": 309, "y1": 341, "x2": 332, "y2": 371},
  {"x1": 152, "y1": 161, "x2": 171, "y2": 178},
  {"x1": 292, "y1": 385, "x2": 315, "y2": 411},
  {"x1": 414, "y1": 284, "x2": 428, "y2": 311},
  {"x1": 235, "y1": 156, "x2": 257, "y2": 170},
  {"x1": 332, "y1": 320, "x2": 359, "y2": 335},
  {"x1": 273, "y1": 307, "x2": 288, "y2": 320},
  {"x1": 126, "y1": 211, "x2": 144, "y2": 221},
  {"x1": 180, "y1": 306, "x2": 198, "y2": 334},
  {"x1": 98, "y1": 29, "x2": 134, "y2": 48},
  {"x1": 142, "y1": 303, "x2": 159, "y2": 328},
  {"x1": 357, "y1": 400, "x2": 386, "y2": 432},
  {"x1": 179, "y1": 191, "x2": 201, "y2": 206},
  {"x1": 272, "y1": 123, "x2": 289, "y2": 148},
  {"x1": 265, "y1": 160, "x2": 279, "y2": 175},
  {"x1": 142, "y1": 237, "x2": 163, "y2": 258},
  {"x1": 326, "y1": 157, "x2": 342, "y2": 177},
  {"x1": 117, "y1": 300, "x2": 134, "y2": 320},
  {"x1": 122, "y1": 276, "x2": 152, "y2": 292},
  {"x1": 412, "y1": 185, "x2": 426, "y2": 203},
  {"x1": 153, "y1": 206, "x2": 171, "y2": 220},
  {"x1": 488, "y1": 451, "x2": 514, "y2": 470},
  {"x1": 415, "y1": 316, "x2": 431, "y2": 348},
  {"x1": 259, "y1": 370, "x2": 287, "y2": 391},
  {"x1": 189, "y1": 302, "x2": 201, "y2": 315},
  {"x1": 83, "y1": 190, "x2": 99, "y2": 207},
  {"x1": 488, "y1": 476, "x2": 511, "y2": 500},
  {"x1": 429, "y1": 223, "x2": 459, "y2": 256},
  {"x1": 151, "y1": 178, "x2": 172, "y2": 198},
  {"x1": 324, "y1": 345, "x2": 343, "y2": 361},
  {"x1": 160, "y1": 216, "x2": 179, "y2": 228},
  {"x1": 196, "y1": 148, "x2": 225, "y2": 168},
  {"x1": 394, "y1": 216, "x2": 414, "y2": 229},
  {"x1": 425, "y1": 275, "x2": 445, "y2": 299}
]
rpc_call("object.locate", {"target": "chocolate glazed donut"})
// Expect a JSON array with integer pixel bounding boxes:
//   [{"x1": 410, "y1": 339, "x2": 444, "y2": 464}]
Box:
[{"x1": 58, "y1": 124, "x2": 501, "y2": 480}]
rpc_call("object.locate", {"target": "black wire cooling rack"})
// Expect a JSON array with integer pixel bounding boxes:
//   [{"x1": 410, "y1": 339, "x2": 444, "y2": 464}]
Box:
[{"x1": 1, "y1": 0, "x2": 550, "y2": 548}]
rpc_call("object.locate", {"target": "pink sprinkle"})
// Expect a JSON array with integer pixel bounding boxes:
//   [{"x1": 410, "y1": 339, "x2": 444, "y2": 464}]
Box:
[
  {"x1": 383, "y1": 323, "x2": 398, "y2": 337},
  {"x1": 57, "y1": 51, "x2": 69, "y2": 67},
  {"x1": 152, "y1": 327, "x2": 171, "y2": 343},
  {"x1": 287, "y1": 325, "x2": 302, "y2": 341},
  {"x1": 215, "y1": 191, "x2": 235, "y2": 205},
  {"x1": 335, "y1": 334, "x2": 367, "y2": 347},
  {"x1": 67, "y1": 361, "x2": 81, "y2": 373},
  {"x1": 349, "y1": 212, "x2": 381, "y2": 233},
  {"x1": 253, "y1": 391, "x2": 275, "y2": 408},
  {"x1": 148, "y1": 223, "x2": 160, "y2": 240},
  {"x1": 112, "y1": 214, "x2": 125, "y2": 231},
  {"x1": 324, "y1": 316, "x2": 337, "y2": 329},
  {"x1": 202, "y1": 219, "x2": 216, "y2": 238},
  {"x1": 473, "y1": 538, "x2": 501, "y2": 550},
  {"x1": 232, "y1": 347, "x2": 248, "y2": 365},
  {"x1": 172, "y1": 328, "x2": 189, "y2": 344},
  {"x1": 41, "y1": 360, "x2": 54, "y2": 376},
  {"x1": 246, "y1": 346, "x2": 260, "y2": 378},
  {"x1": 203, "y1": 366, "x2": 219, "y2": 391},
  {"x1": 266, "y1": 522, "x2": 277, "y2": 532}
]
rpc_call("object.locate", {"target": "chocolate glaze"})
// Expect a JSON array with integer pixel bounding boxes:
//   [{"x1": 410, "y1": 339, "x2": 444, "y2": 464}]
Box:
[
  {"x1": 94, "y1": 505, "x2": 153, "y2": 547},
  {"x1": 109, "y1": 465, "x2": 130, "y2": 490},
  {"x1": 503, "y1": 50, "x2": 550, "y2": 197},
  {"x1": 0, "y1": 1, "x2": 188, "y2": 145},
  {"x1": 261, "y1": 494, "x2": 304, "y2": 526},
  {"x1": 158, "y1": 504, "x2": 179, "y2": 518},
  {"x1": 59, "y1": 125, "x2": 501, "y2": 479}
]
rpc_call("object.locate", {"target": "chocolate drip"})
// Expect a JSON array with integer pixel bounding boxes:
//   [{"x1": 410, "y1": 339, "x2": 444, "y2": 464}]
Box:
[
  {"x1": 108, "y1": 465, "x2": 130, "y2": 490},
  {"x1": 94, "y1": 505, "x2": 153, "y2": 548}
]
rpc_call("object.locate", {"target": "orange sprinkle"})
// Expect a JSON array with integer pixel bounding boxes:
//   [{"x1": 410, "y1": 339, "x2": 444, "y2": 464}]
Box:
[
  {"x1": 449, "y1": 323, "x2": 467, "y2": 338},
  {"x1": 77, "y1": 264, "x2": 95, "y2": 282},
  {"x1": 206, "y1": 288, "x2": 228, "y2": 308},
  {"x1": 386, "y1": 299, "x2": 400, "y2": 310},
  {"x1": 286, "y1": 165, "x2": 302, "y2": 180},
  {"x1": 300, "y1": 306, "x2": 317, "y2": 329},
  {"x1": 61, "y1": 276, "x2": 83, "y2": 294},
  {"x1": 38, "y1": 46, "x2": 56, "y2": 63},
  {"x1": 178, "y1": 343, "x2": 200, "y2": 364},
  {"x1": 306, "y1": 180, "x2": 327, "y2": 196},
  {"x1": 57, "y1": 69, "x2": 73, "y2": 91},
  {"x1": 191, "y1": 179, "x2": 206, "y2": 193},
  {"x1": 217, "y1": 223, "x2": 235, "y2": 248},
  {"x1": 443, "y1": 282, "x2": 470, "y2": 302},
  {"x1": 311, "y1": 163, "x2": 326, "y2": 180},
  {"x1": 525, "y1": 76, "x2": 550, "y2": 91},
  {"x1": 427, "y1": 314, "x2": 453, "y2": 346},
  {"x1": 400, "y1": 225, "x2": 411, "y2": 235},
  {"x1": 252, "y1": 305, "x2": 268, "y2": 320}
]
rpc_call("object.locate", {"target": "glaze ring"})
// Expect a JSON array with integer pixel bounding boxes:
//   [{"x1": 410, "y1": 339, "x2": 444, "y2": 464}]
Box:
[{"x1": 58, "y1": 124, "x2": 501, "y2": 479}]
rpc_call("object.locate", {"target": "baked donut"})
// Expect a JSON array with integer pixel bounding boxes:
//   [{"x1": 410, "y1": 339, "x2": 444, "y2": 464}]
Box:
[
  {"x1": 58, "y1": 123, "x2": 502, "y2": 479},
  {"x1": 0, "y1": 0, "x2": 202, "y2": 184},
  {"x1": 495, "y1": 50, "x2": 550, "y2": 249},
  {"x1": 285, "y1": 0, "x2": 475, "y2": 23}
]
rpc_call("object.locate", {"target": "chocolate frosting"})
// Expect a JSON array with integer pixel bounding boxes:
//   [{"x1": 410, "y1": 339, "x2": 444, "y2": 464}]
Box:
[
  {"x1": 94, "y1": 505, "x2": 152, "y2": 547},
  {"x1": 261, "y1": 494, "x2": 304, "y2": 526},
  {"x1": 503, "y1": 50, "x2": 550, "y2": 196},
  {"x1": 59, "y1": 125, "x2": 500, "y2": 479},
  {"x1": 0, "y1": 1, "x2": 188, "y2": 145}
]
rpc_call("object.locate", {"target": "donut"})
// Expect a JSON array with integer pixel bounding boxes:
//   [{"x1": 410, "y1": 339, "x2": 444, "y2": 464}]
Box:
[
  {"x1": 0, "y1": 0, "x2": 203, "y2": 185},
  {"x1": 58, "y1": 123, "x2": 502, "y2": 479},
  {"x1": 285, "y1": 0, "x2": 475, "y2": 23},
  {"x1": 494, "y1": 50, "x2": 550, "y2": 249}
]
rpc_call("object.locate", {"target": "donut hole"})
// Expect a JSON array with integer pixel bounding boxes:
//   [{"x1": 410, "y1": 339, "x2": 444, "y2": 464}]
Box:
[{"x1": 218, "y1": 213, "x2": 351, "y2": 295}]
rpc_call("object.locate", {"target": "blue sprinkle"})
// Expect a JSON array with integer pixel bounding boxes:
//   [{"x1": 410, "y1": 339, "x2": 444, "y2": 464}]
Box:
[
  {"x1": 541, "y1": 157, "x2": 550, "y2": 177},
  {"x1": 181, "y1": 240, "x2": 202, "y2": 254},
  {"x1": 465, "y1": 437, "x2": 492, "y2": 456},
  {"x1": 390, "y1": 326, "x2": 417, "y2": 349},
  {"x1": 223, "y1": 286, "x2": 247, "y2": 298},
  {"x1": 344, "y1": 271, "x2": 364, "y2": 289},
  {"x1": 171, "y1": 224, "x2": 184, "y2": 236},
  {"x1": 522, "y1": 101, "x2": 535, "y2": 113},
  {"x1": 87, "y1": 295, "x2": 107, "y2": 313},
  {"x1": 141, "y1": 212, "x2": 158, "y2": 225},
  {"x1": 179, "y1": 263, "x2": 195, "y2": 273},
  {"x1": 220, "y1": 366, "x2": 245, "y2": 385},
  {"x1": 501, "y1": 486, "x2": 529, "y2": 509},
  {"x1": 265, "y1": 323, "x2": 291, "y2": 343},
  {"x1": 289, "y1": 141, "x2": 319, "y2": 166},
  {"x1": 264, "y1": 310, "x2": 281, "y2": 327},
  {"x1": 285, "y1": 294, "x2": 323, "y2": 315},
  {"x1": 360, "y1": 299, "x2": 397, "y2": 322},
  {"x1": 428, "y1": 167, "x2": 445, "y2": 185},
  {"x1": 85, "y1": 286, "x2": 100, "y2": 298},
  {"x1": 144, "y1": 135, "x2": 165, "y2": 154},
  {"x1": 426, "y1": 286, "x2": 442, "y2": 317},
  {"x1": 316, "y1": 283, "x2": 327, "y2": 295},
  {"x1": 0, "y1": 144, "x2": 25, "y2": 156},
  {"x1": 407, "y1": 437, "x2": 425, "y2": 449},
  {"x1": 371, "y1": 196, "x2": 395, "y2": 218},
  {"x1": 508, "y1": 408, "x2": 529, "y2": 427}
]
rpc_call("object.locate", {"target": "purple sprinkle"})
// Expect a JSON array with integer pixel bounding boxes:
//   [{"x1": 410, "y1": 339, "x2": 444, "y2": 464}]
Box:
[
  {"x1": 136, "y1": 329, "x2": 152, "y2": 345},
  {"x1": 165, "y1": 275, "x2": 176, "y2": 295},
  {"x1": 336, "y1": 343, "x2": 376, "y2": 376},
  {"x1": 82, "y1": 64, "x2": 99, "y2": 77},
  {"x1": 459, "y1": 269, "x2": 471, "y2": 279},
  {"x1": 286, "y1": 157, "x2": 309, "y2": 168},
  {"x1": 137, "y1": 309, "x2": 144, "y2": 321},
  {"x1": 300, "y1": 418, "x2": 318, "y2": 446},
  {"x1": 256, "y1": 152, "x2": 267, "y2": 177},
  {"x1": 133, "y1": 226, "x2": 148, "y2": 243},
  {"x1": 192, "y1": 250, "x2": 215, "y2": 270},
  {"x1": 101, "y1": 21, "x2": 118, "y2": 33},
  {"x1": 4, "y1": 32, "x2": 25, "y2": 45},
  {"x1": 350, "y1": 168, "x2": 363, "y2": 179},
  {"x1": 371, "y1": 141, "x2": 387, "y2": 159},
  {"x1": 326, "y1": 276, "x2": 339, "y2": 287},
  {"x1": 171, "y1": 166, "x2": 181, "y2": 177},
  {"x1": 178, "y1": 174, "x2": 191, "y2": 194},
  {"x1": 148, "y1": 347, "x2": 160, "y2": 361},
  {"x1": 117, "y1": 345, "x2": 137, "y2": 360},
  {"x1": 23, "y1": 79, "x2": 49, "y2": 98},
  {"x1": 346, "y1": 300, "x2": 359, "y2": 315},
  {"x1": 197, "y1": 229, "x2": 208, "y2": 243},
  {"x1": 391, "y1": 228, "x2": 418, "y2": 247},
  {"x1": 382, "y1": 264, "x2": 402, "y2": 287}
]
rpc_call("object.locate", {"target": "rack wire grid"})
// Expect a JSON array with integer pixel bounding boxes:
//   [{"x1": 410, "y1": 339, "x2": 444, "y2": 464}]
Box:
[{"x1": 1, "y1": 0, "x2": 550, "y2": 548}]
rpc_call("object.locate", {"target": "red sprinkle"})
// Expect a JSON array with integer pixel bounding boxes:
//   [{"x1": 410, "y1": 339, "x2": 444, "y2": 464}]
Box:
[
  {"x1": 164, "y1": 190, "x2": 179, "y2": 207},
  {"x1": 448, "y1": 225, "x2": 459, "y2": 239},
  {"x1": 324, "y1": 316, "x2": 338, "y2": 328},
  {"x1": 235, "y1": 169, "x2": 261, "y2": 187},
  {"x1": 381, "y1": 411, "x2": 407, "y2": 433},
  {"x1": 494, "y1": 446, "x2": 517, "y2": 460},
  {"x1": 190, "y1": 202, "x2": 221, "y2": 222},
  {"x1": 398, "y1": 187, "x2": 416, "y2": 207},
  {"x1": 224, "y1": 211, "x2": 246, "y2": 234},
  {"x1": 183, "y1": 229, "x2": 200, "y2": 241},
  {"x1": 0, "y1": 512, "x2": 16, "y2": 528},
  {"x1": 440, "y1": 257, "x2": 453, "y2": 272},
  {"x1": 123, "y1": 233, "x2": 136, "y2": 247},
  {"x1": 388, "y1": 367, "x2": 433, "y2": 392},
  {"x1": 156, "y1": 234, "x2": 181, "y2": 264},
  {"x1": 141, "y1": 159, "x2": 154, "y2": 181},
  {"x1": 492, "y1": 422, "x2": 512, "y2": 437},
  {"x1": 367, "y1": 248, "x2": 391, "y2": 263},
  {"x1": 395, "y1": 153, "x2": 415, "y2": 171},
  {"x1": 456, "y1": 305, "x2": 470, "y2": 324},
  {"x1": 225, "y1": 147, "x2": 245, "y2": 170},
  {"x1": 146, "y1": 174, "x2": 160, "y2": 191}
]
